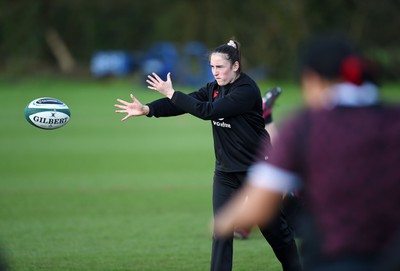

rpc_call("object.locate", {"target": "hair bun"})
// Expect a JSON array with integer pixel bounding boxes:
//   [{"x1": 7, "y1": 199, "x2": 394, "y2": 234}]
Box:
[{"x1": 227, "y1": 40, "x2": 237, "y2": 49}]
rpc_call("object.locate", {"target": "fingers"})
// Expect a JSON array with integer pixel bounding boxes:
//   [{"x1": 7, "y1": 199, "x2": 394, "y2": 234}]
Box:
[
  {"x1": 116, "y1": 98, "x2": 130, "y2": 106},
  {"x1": 114, "y1": 104, "x2": 126, "y2": 110},
  {"x1": 114, "y1": 94, "x2": 140, "y2": 122},
  {"x1": 146, "y1": 73, "x2": 158, "y2": 84},
  {"x1": 115, "y1": 94, "x2": 137, "y2": 108},
  {"x1": 146, "y1": 72, "x2": 169, "y2": 90},
  {"x1": 146, "y1": 80, "x2": 156, "y2": 90},
  {"x1": 121, "y1": 115, "x2": 130, "y2": 122},
  {"x1": 146, "y1": 77, "x2": 157, "y2": 90},
  {"x1": 152, "y1": 72, "x2": 163, "y2": 82}
]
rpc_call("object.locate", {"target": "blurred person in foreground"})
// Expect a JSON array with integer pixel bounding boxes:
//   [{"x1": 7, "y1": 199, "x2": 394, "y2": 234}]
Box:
[
  {"x1": 235, "y1": 87, "x2": 304, "y2": 241},
  {"x1": 214, "y1": 35, "x2": 400, "y2": 271},
  {"x1": 115, "y1": 39, "x2": 301, "y2": 271}
]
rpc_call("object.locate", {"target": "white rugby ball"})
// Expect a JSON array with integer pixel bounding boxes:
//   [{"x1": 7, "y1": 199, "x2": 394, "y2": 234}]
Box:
[{"x1": 24, "y1": 97, "x2": 71, "y2": 130}]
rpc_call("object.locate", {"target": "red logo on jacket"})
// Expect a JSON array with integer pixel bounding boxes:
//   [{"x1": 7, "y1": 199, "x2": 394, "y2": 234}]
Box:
[{"x1": 213, "y1": 90, "x2": 219, "y2": 99}]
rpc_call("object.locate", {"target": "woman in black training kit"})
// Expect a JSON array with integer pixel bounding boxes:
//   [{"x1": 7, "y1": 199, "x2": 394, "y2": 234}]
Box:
[{"x1": 115, "y1": 39, "x2": 301, "y2": 271}]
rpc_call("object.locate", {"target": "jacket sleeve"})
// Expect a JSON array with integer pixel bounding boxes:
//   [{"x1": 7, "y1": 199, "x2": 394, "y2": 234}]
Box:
[
  {"x1": 146, "y1": 98, "x2": 184, "y2": 118},
  {"x1": 147, "y1": 86, "x2": 209, "y2": 118},
  {"x1": 170, "y1": 83, "x2": 257, "y2": 120}
]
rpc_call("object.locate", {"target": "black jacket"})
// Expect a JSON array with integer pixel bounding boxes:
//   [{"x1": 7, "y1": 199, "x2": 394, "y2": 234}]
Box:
[{"x1": 147, "y1": 73, "x2": 270, "y2": 172}]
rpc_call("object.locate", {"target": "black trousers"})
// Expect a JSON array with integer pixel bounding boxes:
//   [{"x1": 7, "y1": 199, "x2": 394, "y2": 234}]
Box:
[{"x1": 210, "y1": 170, "x2": 302, "y2": 271}]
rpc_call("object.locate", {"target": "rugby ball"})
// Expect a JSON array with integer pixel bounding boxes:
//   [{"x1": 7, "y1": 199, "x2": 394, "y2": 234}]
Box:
[{"x1": 24, "y1": 97, "x2": 71, "y2": 130}]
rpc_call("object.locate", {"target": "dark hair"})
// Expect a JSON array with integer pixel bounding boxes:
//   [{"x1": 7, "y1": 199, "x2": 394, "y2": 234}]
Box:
[
  {"x1": 299, "y1": 35, "x2": 355, "y2": 81},
  {"x1": 300, "y1": 35, "x2": 380, "y2": 85},
  {"x1": 211, "y1": 39, "x2": 242, "y2": 73}
]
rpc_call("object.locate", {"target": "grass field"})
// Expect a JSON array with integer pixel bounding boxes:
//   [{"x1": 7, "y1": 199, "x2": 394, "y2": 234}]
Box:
[{"x1": 0, "y1": 75, "x2": 399, "y2": 271}]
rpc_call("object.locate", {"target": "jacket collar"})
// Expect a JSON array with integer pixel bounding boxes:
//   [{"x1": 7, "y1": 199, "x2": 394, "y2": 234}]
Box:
[{"x1": 327, "y1": 82, "x2": 379, "y2": 108}]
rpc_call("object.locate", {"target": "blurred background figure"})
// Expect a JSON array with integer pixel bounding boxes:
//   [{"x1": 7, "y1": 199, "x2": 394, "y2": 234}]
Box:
[
  {"x1": 214, "y1": 34, "x2": 400, "y2": 271},
  {"x1": 233, "y1": 86, "x2": 283, "y2": 240}
]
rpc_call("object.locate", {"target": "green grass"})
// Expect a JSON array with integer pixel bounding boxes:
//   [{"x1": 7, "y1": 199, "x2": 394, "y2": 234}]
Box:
[{"x1": 0, "y1": 76, "x2": 399, "y2": 271}]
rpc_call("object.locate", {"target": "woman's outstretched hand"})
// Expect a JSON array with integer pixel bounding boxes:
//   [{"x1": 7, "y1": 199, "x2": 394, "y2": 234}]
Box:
[
  {"x1": 146, "y1": 72, "x2": 175, "y2": 99},
  {"x1": 114, "y1": 94, "x2": 149, "y2": 121},
  {"x1": 115, "y1": 72, "x2": 174, "y2": 121}
]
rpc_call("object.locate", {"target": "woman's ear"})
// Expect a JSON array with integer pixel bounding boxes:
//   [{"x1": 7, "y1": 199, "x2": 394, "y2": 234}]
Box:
[{"x1": 232, "y1": 61, "x2": 240, "y2": 72}]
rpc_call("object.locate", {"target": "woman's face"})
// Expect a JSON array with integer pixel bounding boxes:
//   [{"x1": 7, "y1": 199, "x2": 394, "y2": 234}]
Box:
[{"x1": 210, "y1": 53, "x2": 239, "y2": 86}]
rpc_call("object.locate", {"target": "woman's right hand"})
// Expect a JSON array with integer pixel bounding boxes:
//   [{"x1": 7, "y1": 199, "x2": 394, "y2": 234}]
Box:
[{"x1": 114, "y1": 94, "x2": 149, "y2": 121}]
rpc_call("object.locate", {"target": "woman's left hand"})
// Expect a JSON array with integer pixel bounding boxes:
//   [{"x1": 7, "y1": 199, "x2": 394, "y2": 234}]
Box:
[{"x1": 146, "y1": 72, "x2": 175, "y2": 99}]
